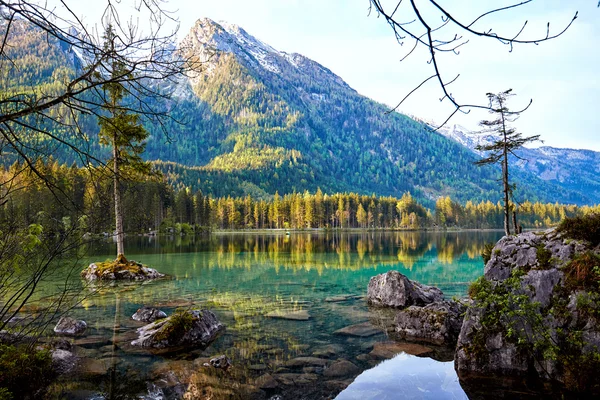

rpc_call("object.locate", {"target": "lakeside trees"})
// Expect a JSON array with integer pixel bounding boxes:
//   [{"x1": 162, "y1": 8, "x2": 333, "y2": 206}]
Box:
[{"x1": 2, "y1": 161, "x2": 595, "y2": 234}]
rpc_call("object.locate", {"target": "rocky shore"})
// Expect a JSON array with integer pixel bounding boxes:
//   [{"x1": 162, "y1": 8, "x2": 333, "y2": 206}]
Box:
[{"x1": 367, "y1": 226, "x2": 600, "y2": 394}]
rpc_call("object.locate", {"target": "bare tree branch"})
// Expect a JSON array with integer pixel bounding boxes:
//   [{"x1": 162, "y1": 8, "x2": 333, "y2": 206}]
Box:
[{"x1": 369, "y1": 0, "x2": 579, "y2": 126}]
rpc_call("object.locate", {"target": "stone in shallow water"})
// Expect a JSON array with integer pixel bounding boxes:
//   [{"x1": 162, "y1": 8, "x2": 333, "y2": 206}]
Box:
[
  {"x1": 249, "y1": 363, "x2": 268, "y2": 371},
  {"x1": 54, "y1": 316, "x2": 87, "y2": 337},
  {"x1": 255, "y1": 373, "x2": 279, "y2": 389},
  {"x1": 265, "y1": 309, "x2": 310, "y2": 320},
  {"x1": 333, "y1": 322, "x2": 383, "y2": 337},
  {"x1": 312, "y1": 343, "x2": 344, "y2": 358},
  {"x1": 51, "y1": 349, "x2": 77, "y2": 374},
  {"x1": 79, "y1": 357, "x2": 111, "y2": 376},
  {"x1": 274, "y1": 373, "x2": 319, "y2": 386},
  {"x1": 395, "y1": 300, "x2": 466, "y2": 346},
  {"x1": 131, "y1": 309, "x2": 224, "y2": 350},
  {"x1": 323, "y1": 359, "x2": 360, "y2": 378},
  {"x1": 324, "y1": 295, "x2": 354, "y2": 302},
  {"x1": 369, "y1": 341, "x2": 432, "y2": 359},
  {"x1": 367, "y1": 270, "x2": 443, "y2": 308},
  {"x1": 132, "y1": 306, "x2": 167, "y2": 323},
  {"x1": 285, "y1": 357, "x2": 329, "y2": 368}
]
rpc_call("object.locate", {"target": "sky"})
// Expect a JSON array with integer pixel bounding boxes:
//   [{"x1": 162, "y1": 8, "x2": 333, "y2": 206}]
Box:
[{"x1": 60, "y1": 0, "x2": 599, "y2": 151}]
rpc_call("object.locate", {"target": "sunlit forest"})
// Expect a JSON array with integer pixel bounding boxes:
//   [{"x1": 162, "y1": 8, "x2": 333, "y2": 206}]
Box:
[{"x1": 3, "y1": 160, "x2": 596, "y2": 236}]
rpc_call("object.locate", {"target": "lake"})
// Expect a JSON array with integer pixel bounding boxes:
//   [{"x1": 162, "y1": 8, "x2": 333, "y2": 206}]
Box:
[{"x1": 42, "y1": 230, "x2": 504, "y2": 399}]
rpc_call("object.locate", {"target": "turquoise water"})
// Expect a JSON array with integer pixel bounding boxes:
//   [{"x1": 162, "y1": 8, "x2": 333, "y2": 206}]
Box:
[{"x1": 43, "y1": 231, "x2": 503, "y2": 398}]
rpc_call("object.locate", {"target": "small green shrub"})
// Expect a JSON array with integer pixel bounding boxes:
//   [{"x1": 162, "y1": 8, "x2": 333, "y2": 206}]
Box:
[
  {"x1": 563, "y1": 251, "x2": 600, "y2": 292},
  {"x1": 481, "y1": 242, "x2": 495, "y2": 265},
  {"x1": 0, "y1": 344, "x2": 54, "y2": 399},
  {"x1": 557, "y1": 213, "x2": 600, "y2": 247},
  {"x1": 536, "y1": 244, "x2": 552, "y2": 270}
]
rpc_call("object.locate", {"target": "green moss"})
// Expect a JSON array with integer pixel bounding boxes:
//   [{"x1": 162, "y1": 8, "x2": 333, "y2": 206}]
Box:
[
  {"x1": 557, "y1": 213, "x2": 600, "y2": 247},
  {"x1": 536, "y1": 244, "x2": 553, "y2": 270},
  {"x1": 153, "y1": 310, "x2": 195, "y2": 343},
  {"x1": 0, "y1": 344, "x2": 54, "y2": 399},
  {"x1": 86, "y1": 255, "x2": 148, "y2": 278}
]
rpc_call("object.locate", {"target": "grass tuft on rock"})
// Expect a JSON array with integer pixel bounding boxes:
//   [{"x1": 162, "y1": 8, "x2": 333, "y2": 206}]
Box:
[
  {"x1": 153, "y1": 310, "x2": 195, "y2": 343},
  {"x1": 90, "y1": 255, "x2": 147, "y2": 277}
]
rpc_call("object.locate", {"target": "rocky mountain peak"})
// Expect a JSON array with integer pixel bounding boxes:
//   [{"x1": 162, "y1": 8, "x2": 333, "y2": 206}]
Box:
[{"x1": 179, "y1": 17, "x2": 352, "y2": 90}]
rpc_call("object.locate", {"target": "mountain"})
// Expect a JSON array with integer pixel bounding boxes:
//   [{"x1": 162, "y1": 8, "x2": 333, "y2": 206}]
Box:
[
  {"x1": 437, "y1": 123, "x2": 600, "y2": 204},
  {"x1": 2, "y1": 18, "x2": 597, "y2": 205}
]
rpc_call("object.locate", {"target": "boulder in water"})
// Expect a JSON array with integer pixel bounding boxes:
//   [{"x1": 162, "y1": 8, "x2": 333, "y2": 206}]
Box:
[
  {"x1": 367, "y1": 270, "x2": 443, "y2": 308},
  {"x1": 131, "y1": 310, "x2": 224, "y2": 350},
  {"x1": 53, "y1": 316, "x2": 87, "y2": 337},
  {"x1": 132, "y1": 307, "x2": 167, "y2": 323}
]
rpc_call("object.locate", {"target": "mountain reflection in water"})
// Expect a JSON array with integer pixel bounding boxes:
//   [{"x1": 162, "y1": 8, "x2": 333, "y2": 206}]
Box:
[{"x1": 336, "y1": 353, "x2": 467, "y2": 400}]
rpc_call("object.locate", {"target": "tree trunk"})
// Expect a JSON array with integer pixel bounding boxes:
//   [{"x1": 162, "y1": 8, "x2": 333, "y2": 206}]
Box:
[
  {"x1": 512, "y1": 208, "x2": 518, "y2": 235},
  {"x1": 113, "y1": 137, "x2": 125, "y2": 257},
  {"x1": 501, "y1": 105, "x2": 511, "y2": 236}
]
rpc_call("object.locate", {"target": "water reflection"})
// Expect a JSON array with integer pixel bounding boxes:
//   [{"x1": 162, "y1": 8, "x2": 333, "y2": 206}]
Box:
[
  {"x1": 336, "y1": 353, "x2": 467, "y2": 400},
  {"x1": 84, "y1": 230, "x2": 501, "y2": 272},
  {"x1": 29, "y1": 231, "x2": 505, "y2": 399}
]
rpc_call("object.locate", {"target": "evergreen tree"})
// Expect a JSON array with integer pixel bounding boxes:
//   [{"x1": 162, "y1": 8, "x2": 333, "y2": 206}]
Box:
[
  {"x1": 98, "y1": 26, "x2": 152, "y2": 258},
  {"x1": 474, "y1": 89, "x2": 540, "y2": 236}
]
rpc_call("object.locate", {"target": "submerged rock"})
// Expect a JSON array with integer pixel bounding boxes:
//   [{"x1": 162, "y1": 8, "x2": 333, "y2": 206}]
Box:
[
  {"x1": 54, "y1": 316, "x2": 87, "y2": 337},
  {"x1": 51, "y1": 348, "x2": 77, "y2": 374},
  {"x1": 132, "y1": 307, "x2": 168, "y2": 323},
  {"x1": 395, "y1": 300, "x2": 466, "y2": 346},
  {"x1": 207, "y1": 355, "x2": 232, "y2": 370},
  {"x1": 367, "y1": 270, "x2": 443, "y2": 308},
  {"x1": 131, "y1": 309, "x2": 224, "y2": 350},
  {"x1": 81, "y1": 254, "x2": 165, "y2": 281},
  {"x1": 323, "y1": 360, "x2": 360, "y2": 378},
  {"x1": 369, "y1": 341, "x2": 432, "y2": 359},
  {"x1": 265, "y1": 309, "x2": 310, "y2": 320},
  {"x1": 333, "y1": 322, "x2": 383, "y2": 337}
]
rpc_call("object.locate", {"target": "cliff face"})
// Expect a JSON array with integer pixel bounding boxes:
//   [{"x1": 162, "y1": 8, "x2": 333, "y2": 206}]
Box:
[{"x1": 455, "y1": 228, "x2": 600, "y2": 392}]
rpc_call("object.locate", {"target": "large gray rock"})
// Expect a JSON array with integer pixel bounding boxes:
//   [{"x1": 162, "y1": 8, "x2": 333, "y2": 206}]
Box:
[
  {"x1": 131, "y1": 310, "x2": 224, "y2": 349},
  {"x1": 484, "y1": 229, "x2": 584, "y2": 281},
  {"x1": 51, "y1": 349, "x2": 77, "y2": 374},
  {"x1": 367, "y1": 271, "x2": 443, "y2": 308},
  {"x1": 132, "y1": 306, "x2": 167, "y2": 323},
  {"x1": 54, "y1": 316, "x2": 87, "y2": 337},
  {"x1": 456, "y1": 228, "x2": 600, "y2": 389},
  {"x1": 395, "y1": 300, "x2": 466, "y2": 345}
]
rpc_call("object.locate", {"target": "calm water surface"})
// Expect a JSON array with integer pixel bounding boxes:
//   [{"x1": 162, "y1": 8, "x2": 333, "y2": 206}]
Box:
[{"x1": 46, "y1": 231, "x2": 503, "y2": 399}]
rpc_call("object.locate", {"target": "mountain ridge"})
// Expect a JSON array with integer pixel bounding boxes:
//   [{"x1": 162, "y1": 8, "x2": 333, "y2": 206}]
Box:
[
  {"x1": 3, "y1": 17, "x2": 598, "y2": 206},
  {"x1": 435, "y1": 123, "x2": 600, "y2": 202}
]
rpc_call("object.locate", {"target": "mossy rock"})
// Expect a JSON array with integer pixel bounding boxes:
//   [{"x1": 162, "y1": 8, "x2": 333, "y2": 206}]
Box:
[
  {"x1": 131, "y1": 310, "x2": 225, "y2": 350},
  {"x1": 81, "y1": 254, "x2": 165, "y2": 281}
]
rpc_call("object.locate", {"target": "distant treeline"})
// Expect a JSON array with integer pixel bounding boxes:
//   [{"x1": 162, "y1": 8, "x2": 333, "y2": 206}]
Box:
[{"x1": 2, "y1": 161, "x2": 598, "y2": 235}]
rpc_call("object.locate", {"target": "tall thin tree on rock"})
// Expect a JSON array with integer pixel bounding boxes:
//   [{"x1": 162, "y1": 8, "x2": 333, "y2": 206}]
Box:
[
  {"x1": 98, "y1": 25, "x2": 152, "y2": 260},
  {"x1": 474, "y1": 89, "x2": 540, "y2": 236}
]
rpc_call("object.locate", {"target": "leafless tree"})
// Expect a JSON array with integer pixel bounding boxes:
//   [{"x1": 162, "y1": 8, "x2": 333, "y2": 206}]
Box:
[{"x1": 368, "y1": 0, "x2": 580, "y2": 127}]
